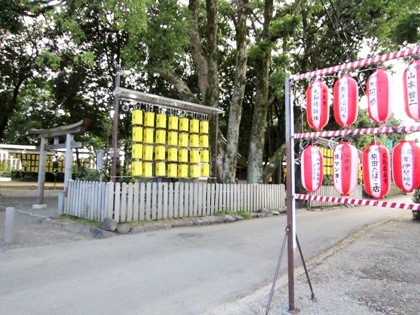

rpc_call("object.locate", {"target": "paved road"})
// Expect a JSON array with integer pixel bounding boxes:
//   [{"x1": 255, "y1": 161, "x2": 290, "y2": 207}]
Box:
[{"x1": 0, "y1": 192, "x2": 412, "y2": 315}]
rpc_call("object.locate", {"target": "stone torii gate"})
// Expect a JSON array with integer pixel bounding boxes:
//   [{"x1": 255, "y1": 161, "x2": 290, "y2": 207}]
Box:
[{"x1": 30, "y1": 118, "x2": 90, "y2": 208}]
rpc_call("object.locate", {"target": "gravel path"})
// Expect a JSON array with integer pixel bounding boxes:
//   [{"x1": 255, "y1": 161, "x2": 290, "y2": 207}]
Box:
[{"x1": 207, "y1": 214, "x2": 420, "y2": 315}]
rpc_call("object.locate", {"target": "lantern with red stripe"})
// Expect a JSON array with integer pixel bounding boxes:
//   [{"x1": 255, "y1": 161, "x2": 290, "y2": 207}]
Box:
[
  {"x1": 306, "y1": 80, "x2": 329, "y2": 131},
  {"x1": 392, "y1": 140, "x2": 420, "y2": 193},
  {"x1": 366, "y1": 68, "x2": 393, "y2": 124},
  {"x1": 333, "y1": 74, "x2": 358, "y2": 127},
  {"x1": 333, "y1": 142, "x2": 359, "y2": 196},
  {"x1": 301, "y1": 145, "x2": 324, "y2": 192},
  {"x1": 403, "y1": 60, "x2": 420, "y2": 122},
  {"x1": 362, "y1": 143, "x2": 391, "y2": 199}
]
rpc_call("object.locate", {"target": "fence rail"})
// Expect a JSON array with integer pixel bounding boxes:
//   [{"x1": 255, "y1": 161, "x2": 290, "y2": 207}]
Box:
[{"x1": 64, "y1": 180, "x2": 286, "y2": 223}]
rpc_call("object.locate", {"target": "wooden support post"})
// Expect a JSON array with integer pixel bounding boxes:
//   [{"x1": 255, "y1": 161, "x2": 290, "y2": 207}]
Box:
[
  {"x1": 34, "y1": 137, "x2": 47, "y2": 207},
  {"x1": 64, "y1": 133, "x2": 74, "y2": 189}
]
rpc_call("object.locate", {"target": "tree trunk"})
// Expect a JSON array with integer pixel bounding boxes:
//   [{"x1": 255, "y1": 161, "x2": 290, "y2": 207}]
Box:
[
  {"x1": 221, "y1": 0, "x2": 248, "y2": 183},
  {"x1": 247, "y1": 0, "x2": 273, "y2": 184}
]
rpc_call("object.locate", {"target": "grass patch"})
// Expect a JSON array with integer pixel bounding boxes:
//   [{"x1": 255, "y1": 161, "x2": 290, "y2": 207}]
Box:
[
  {"x1": 216, "y1": 210, "x2": 252, "y2": 220},
  {"x1": 59, "y1": 214, "x2": 101, "y2": 228}
]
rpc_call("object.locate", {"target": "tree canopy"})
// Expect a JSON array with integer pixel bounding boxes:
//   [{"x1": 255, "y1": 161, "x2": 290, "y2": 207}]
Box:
[{"x1": 1, "y1": 0, "x2": 418, "y2": 183}]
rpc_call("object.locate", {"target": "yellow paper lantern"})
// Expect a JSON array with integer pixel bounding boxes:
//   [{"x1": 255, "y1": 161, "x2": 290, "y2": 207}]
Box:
[
  {"x1": 178, "y1": 148, "x2": 189, "y2": 163},
  {"x1": 179, "y1": 117, "x2": 189, "y2": 132},
  {"x1": 155, "y1": 129, "x2": 166, "y2": 144},
  {"x1": 155, "y1": 145, "x2": 166, "y2": 160},
  {"x1": 143, "y1": 145, "x2": 154, "y2": 161},
  {"x1": 200, "y1": 135, "x2": 209, "y2": 148},
  {"x1": 179, "y1": 132, "x2": 189, "y2": 147},
  {"x1": 190, "y1": 164, "x2": 201, "y2": 178},
  {"x1": 167, "y1": 147, "x2": 178, "y2": 162},
  {"x1": 132, "y1": 143, "x2": 143, "y2": 159},
  {"x1": 178, "y1": 163, "x2": 188, "y2": 178},
  {"x1": 190, "y1": 119, "x2": 199, "y2": 133},
  {"x1": 167, "y1": 163, "x2": 178, "y2": 178},
  {"x1": 144, "y1": 112, "x2": 155, "y2": 127},
  {"x1": 132, "y1": 160, "x2": 143, "y2": 176},
  {"x1": 168, "y1": 131, "x2": 178, "y2": 146},
  {"x1": 168, "y1": 116, "x2": 179, "y2": 130},
  {"x1": 143, "y1": 162, "x2": 153, "y2": 177},
  {"x1": 143, "y1": 128, "x2": 154, "y2": 144},
  {"x1": 155, "y1": 162, "x2": 166, "y2": 177},
  {"x1": 201, "y1": 163, "x2": 210, "y2": 177},
  {"x1": 189, "y1": 134, "x2": 199, "y2": 148},
  {"x1": 200, "y1": 120, "x2": 209, "y2": 134},
  {"x1": 156, "y1": 113, "x2": 167, "y2": 129},
  {"x1": 132, "y1": 109, "x2": 143, "y2": 125},
  {"x1": 200, "y1": 150, "x2": 209, "y2": 163},
  {"x1": 189, "y1": 150, "x2": 200, "y2": 164},
  {"x1": 132, "y1": 126, "x2": 143, "y2": 142}
]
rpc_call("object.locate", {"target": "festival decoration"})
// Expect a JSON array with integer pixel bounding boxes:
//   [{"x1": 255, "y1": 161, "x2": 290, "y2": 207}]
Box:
[
  {"x1": 306, "y1": 80, "x2": 329, "y2": 131},
  {"x1": 333, "y1": 142, "x2": 359, "y2": 196},
  {"x1": 403, "y1": 59, "x2": 420, "y2": 122},
  {"x1": 333, "y1": 74, "x2": 358, "y2": 127},
  {"x1": 301, "y1": 145, "x2": 324, "y2": 192},
  {"x1": 392, "y1": 140, "x2": 420, "y2": 193},
  {"x1": 366, "y1": 68, "x2": 393, "y2": 124},
  {"x1": 362, "y1": 143, "x2": 391, "y2": 199}
]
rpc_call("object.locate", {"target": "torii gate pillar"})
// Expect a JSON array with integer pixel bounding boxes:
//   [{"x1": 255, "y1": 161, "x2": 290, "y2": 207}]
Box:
[{"x1": 30, "y1": 119, "x2": 90, "y2": 208}]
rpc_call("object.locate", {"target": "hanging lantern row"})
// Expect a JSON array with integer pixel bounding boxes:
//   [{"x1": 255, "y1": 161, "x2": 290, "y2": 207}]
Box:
[
  {"x1": 131, "y1": 109, "x2": 210, "y2": 179},
  {"x1": 300, "y1": 140, "x2": 420, "y2": 199},
  {"x1": 306, "y1": 60, "x2": 420, "y2": 130}
]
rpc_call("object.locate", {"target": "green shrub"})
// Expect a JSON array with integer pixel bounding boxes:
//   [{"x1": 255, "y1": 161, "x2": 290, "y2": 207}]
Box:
[{"x1": 413, "y1": 189, "x2": 420, "y2": 204}]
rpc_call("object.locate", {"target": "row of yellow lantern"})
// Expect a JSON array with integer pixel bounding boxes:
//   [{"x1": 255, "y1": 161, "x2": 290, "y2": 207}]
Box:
[
  {"x1": 132, "y1": 161, "x2": 210, "y2": 178},
  {"x1": 132, "y1": 127, "x2": 209, "y2": 148},
  {"x1": 132, "y1": 144, "x2": 209, "y2": 163},
  {"x1": 132, "y1": 110, "x2": 209, "y2": 134}
]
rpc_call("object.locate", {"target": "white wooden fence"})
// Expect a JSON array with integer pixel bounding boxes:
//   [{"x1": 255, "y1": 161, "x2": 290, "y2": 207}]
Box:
[
  {"x1": 303, "y1": 185, "x2": 363, "y2": 208},
  {"x1": 63, "y1": 180, "x2": 286, "y2": 223}
]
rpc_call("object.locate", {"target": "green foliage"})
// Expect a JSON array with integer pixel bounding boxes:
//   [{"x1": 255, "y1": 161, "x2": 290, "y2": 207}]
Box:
[{"x1": 413, "y1": 189, "x2": 420, "y2": 204}]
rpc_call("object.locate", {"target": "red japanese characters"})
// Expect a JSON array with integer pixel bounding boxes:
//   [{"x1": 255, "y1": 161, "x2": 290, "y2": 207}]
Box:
[
  {"x1": 362, "y1": 143, "x2": 391, "y2": 199},
  {"x1": 403, "y1": 59, "x2": 420, "y2": 122},
  {"x1": 333, "y1": 142, "x2": 359, "y2": 196},
  {"x1": 366, "y1": 68, "x2": 393, "y2": 124},
  {"x1": 306, "y1": 80, "x2": 329, "y2": 131},
  {"x1": 392, "y1": 140, "x2": 420, "y2": 193},
  {"x1": 301, "y1": 145, "x2": 324, "y2": 192},
  {"x1": 333, "y1": 74, "x2": 358, "y2": 127}
]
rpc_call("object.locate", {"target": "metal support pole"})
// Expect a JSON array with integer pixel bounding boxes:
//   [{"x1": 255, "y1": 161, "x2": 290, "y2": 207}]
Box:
[
  {"x1": 285, "y1": 77, "x2": 296, "y2": 311},
  {"x1": 4, "y1": 207, "x2": 15, "y2": 244},
  {"x1": 111, "y1": 64, "x2": 121, "y2": 182}
]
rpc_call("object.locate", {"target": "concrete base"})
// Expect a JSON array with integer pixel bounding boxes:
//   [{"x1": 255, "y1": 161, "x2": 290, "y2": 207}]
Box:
[{"x1": 32, "y1": 204, "x2": 48, "y2": 209}]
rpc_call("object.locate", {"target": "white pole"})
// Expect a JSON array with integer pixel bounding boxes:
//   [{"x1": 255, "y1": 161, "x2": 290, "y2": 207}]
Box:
[{"x1": 4, "y1": 207, "x2": 15, "y2": 244}]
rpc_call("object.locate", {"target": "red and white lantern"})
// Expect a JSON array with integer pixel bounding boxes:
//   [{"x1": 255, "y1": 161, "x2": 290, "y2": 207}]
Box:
[
  {"x1": 333, "y1": 74, "x2": 359, "y2": 127},
  {"x1": 362, "y1": 143, "x2": 391, "y2": 199},
  {"x1": 306, "y1": 80, "x2": 329, "y2": 131},
  {"x1": 403, "y1": 59, "x2": 420, "y2": 122},
  {"x1": 366, "y1": 68, "x2": 393, "y2": 124},
  {"x1": 333, "y1": 142, "x2": 359, "y2": 196},
  {"x1": 392, "y1": 140, "x2": 420, "y2": 193},
  {"x1": 301, "y1": 145, "x2": 324, "y2": 192}
]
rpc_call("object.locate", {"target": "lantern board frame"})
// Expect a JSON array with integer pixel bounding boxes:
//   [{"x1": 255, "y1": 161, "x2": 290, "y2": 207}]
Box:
[
  {"x1": 279, "y1": 46, "x2": 420, "y2": 312},
  {"x1": 112, "y1": 86, "x2": 224, "y2": 181}
]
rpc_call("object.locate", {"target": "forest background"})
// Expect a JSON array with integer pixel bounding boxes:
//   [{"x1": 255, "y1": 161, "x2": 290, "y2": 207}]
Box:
[{"x1": 1, "y1": 0, "x2": 419, "y2": 184}]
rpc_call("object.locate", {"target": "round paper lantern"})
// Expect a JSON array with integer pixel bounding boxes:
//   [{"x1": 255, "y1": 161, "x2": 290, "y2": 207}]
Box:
[
  {"x1": 366, "y1": 68, "x2": 393, "y2": 124},
  {"x1": 362, "y1": 143, "x2": 391, "y2": 199},
  {"x1": 333, "y1": 142, "x2": 359, "y2": 196},
  {"x1": 333, "y1": 74, "x2": 358, "y2": 127},
  {"x1": 306, "y1": 80, "x2": 329, "y2": 131},
  {"x1": 403, "y1": 59, "x2": 420, "y2": 122},
  {"x1": 392, "y1": 140, "x2": 420, "y2": 193},
  {"x1": 300, "y1": 145, "x2": 324, "y2": 192}
]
